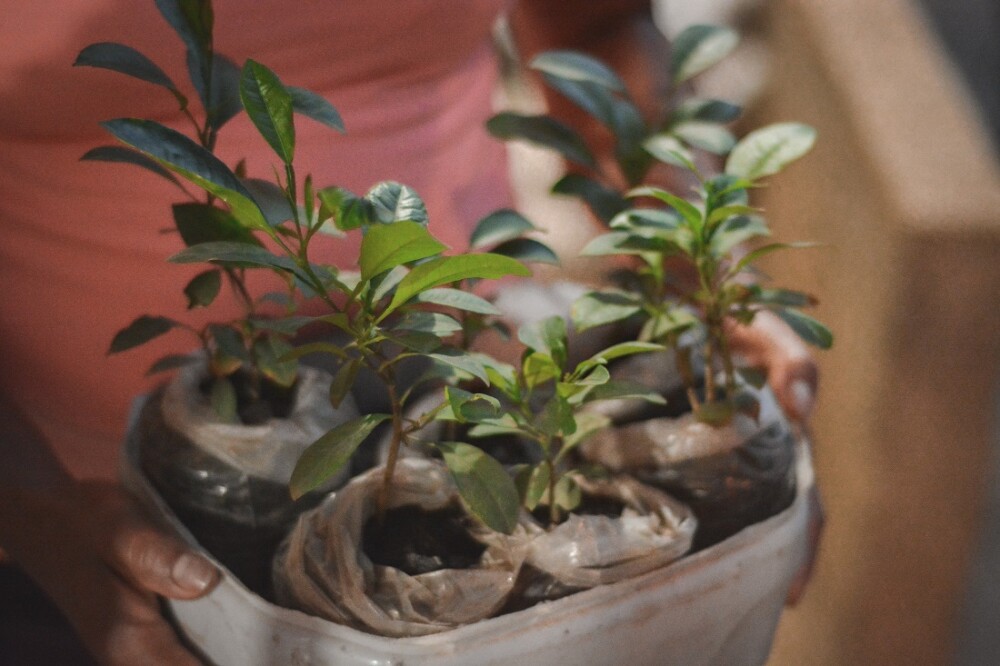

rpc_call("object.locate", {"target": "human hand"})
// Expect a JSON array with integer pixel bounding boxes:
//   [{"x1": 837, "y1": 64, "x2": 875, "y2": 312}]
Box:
[{"x1": 13, "y1": 481, "x2": 218, "y2": 665}]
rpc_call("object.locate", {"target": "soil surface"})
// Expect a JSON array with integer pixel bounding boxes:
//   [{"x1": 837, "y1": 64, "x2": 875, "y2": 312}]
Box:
[
  {"x1": 199, "y1": 368, "x2": 297, "y2": 425},
  {"x1": 363, "y1": 504, "x2": 486, "y2": 575}
]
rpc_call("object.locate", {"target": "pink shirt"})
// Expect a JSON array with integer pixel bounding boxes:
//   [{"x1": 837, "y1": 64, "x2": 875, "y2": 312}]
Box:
[{"x1": 0, "y1": 1, "x2": 511, "y2": 478}]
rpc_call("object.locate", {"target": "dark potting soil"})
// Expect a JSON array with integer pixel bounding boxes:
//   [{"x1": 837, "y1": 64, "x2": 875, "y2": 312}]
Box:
[
  {"x1": 198, "y1": 368, "x2": 298, "y2": 425},
  {"x1": 530, "y1": 493, "x2": 627, "y2": 527},
  {"x1": 362, "y1": 504, "x2": 486, "y2": 576}
]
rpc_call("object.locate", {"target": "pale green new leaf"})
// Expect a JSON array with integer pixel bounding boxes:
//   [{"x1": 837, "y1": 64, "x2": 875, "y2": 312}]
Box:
[
  {"x1": 725, "y1": 123, "x2": 817, "y2": 181},
  {"x1": 571, "y1": 290, "x2": 642, "y2": 332},
  {"x1": 671, "y1": 24, "x2": 739, "y2": 84},
  {"x1": 358, "y1": 220, "x2": 445, "y2": 280},
  {"x1": 413, "y1": 288, "x2": 501, "y2": 315},
  {"x1": 387, "y1": 254, "x2": 530, "y2": 313}
]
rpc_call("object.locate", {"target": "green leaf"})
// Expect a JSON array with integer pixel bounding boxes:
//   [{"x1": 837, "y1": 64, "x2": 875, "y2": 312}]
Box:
[
  {"x1": 584, "y1": 341, "x2": 664, "y2": 366},
  {"x1": 551, "y1": 174, "x2": 628, "y2": 223},
  {"x1": 101, "y1": 118, "x2": 268, "y2": 230},
  {"x1": 627, "y1": 186, "x2": 702, "y2": 228},
  {"x1": 427, "y1": 349, "x2": 490, "y2": 383},
  {"x1": 553, "y1": 475, "x2": 583, "y2": 513},
  {"x1": 74, "y1": 42, "x2": 179, "y2": 93},
  {"x1": 562, "y1": 412, "x2": 611, "y2": 451},
  {"x1": 393, "y1": 312, "x2": 463, "y2": 336},
  {"x1": 725, "y1": 123, "x2": 817, "y2": 181},
  {"x1": 536, "y1": 394, "x2": 575, "y2": 437},
  {"x1": 243, "y1": 178, "x2": 294, "y2": 227},
  {"x1": 154, "y1": 0, "x2": 213, "y2": 107},
  {"x1": 207, "y1": 54, "x2": 243, "y2": 131},
  {"x1": 413, "y1": 288, "x2": 501, "y2": 315},
  {"x1": 749, "y1": 287, "x2": 818, "y2": 308},
  {"x1": 518, "y1": 316, "x2": 567, "y2": 367},
  {"x1": 254, "y1": 337, "x2": 297, "y2": 387},
  {"x1": 530, "y1": 50, "x2": 626, "y2": 92},
  {"x1": 370, "y1": 265, "x2": 409, "y2": 304},
  {"x1": 169, "y1": 241, "x2": 301, "y2": 275},
  {"x1": 571, "y1": 290, "x2": 642, "y2": 332},
  {"x1": 486, "y1": 112, "x2": 596, "y2": 169},
  {"x1": 445, "y1": 387, "x2": 502, "y2": 422},
  {"x1": 469, "y1": 209, "x2": 536, "y2": 249},
  {"x1": 639, "y1": 309, "x2": 700, "y2": 342},
  {"x1": 365, "y1": 181, "x2": 429, "y2": 225},
  {"x1": 491, "y1": 239, "x2": 560, "y2": 266},
  {"x1": 209, "y1": 377, "x2": 238, "y2": 423},
  {"x1": 580, "y1": 231, "x2": 657, "y2": 257},
  {"x1": 584, "y1": 380, "x2": 666, "y2": 405},
  {"x1": 183, "y1": 269, "x2": 221, "y2": 308},
  {"x1": 671, "y1": 24, "x2": 739, "y2": 84},
  {"x1": 146, "y1": 353, "x2": 199, "y2": 376},
  {"x1": 81, "y1": 146, "x2": 182, "y2": 188},
  {"x1": 643, "y1": 134, "x2": 697, "y2": 170},
  {"x1": 359, "y1": 220, "x2": 445, "y2": 280},
  {"x1": 109, "y1": 315, "x2": 178, "y2": 353},
  {"x1": 671, "y1": 121, "x2": 736, "y2": 154},
  {"x1": 172, "y1": 203, "x2": 261, "y2": 247},
  {"x1": 523, "y1": 464, "x2": 550, "y2": 511},
  {"x1": 240, "y1": 59, "x2": 295, "y2": 163},
  {"x1": 317, "y1": 187, "x2": 374, "y2": 231},
  {"x1": 328, "y1": 359, "x2": 360, "y2": 409},
  {"x1": 288, "y1": 85, "x2": 345, "y2": 133},
  {"x1": 709, "y1": 215, "x2": 770, "y2": 258},
  {"x1": 388, "y1": 254, "x2": 529, "y2": 313},
  {"x1": 774, "y1": 308, "x2": 833, "y2": 349},
  {"x1": 522, "y1": 352, "x2": 561, "y2": 390},
  {"x1": 438, "y1": 442, "x2": 520, "y2": 534},
  {"x1": 290, "y1": 414, "x2": 390, "y2": 499},
  {"x1": 671, "y1": 98, "x2": 742, "y2": 124}
]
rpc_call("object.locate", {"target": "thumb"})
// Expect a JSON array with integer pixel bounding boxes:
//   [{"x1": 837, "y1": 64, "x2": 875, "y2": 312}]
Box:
[{"x1": 80, "y1": 481, "x2": 219, "y2": 600}]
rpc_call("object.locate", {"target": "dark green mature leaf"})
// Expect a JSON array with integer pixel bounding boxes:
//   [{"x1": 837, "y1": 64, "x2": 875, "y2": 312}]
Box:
[
  {"x1": 240, "y1": 60, "x2": 295, "y2": 163},
  {"x1": 102, "y1": 119, "x2": 268, "y2": 230},
  {"x1": 571, "y1": 291, "x2": 642, "y2": 332},
  {"x1": 521, "y1": 464, "x2": 550, "y2": 512},
  {"x1": 426, "y1": 349, "x2": 490, "y2": 384},
  {"x1": 487, "y1": 112, "x2": 596, "y2": 169},
  {"x1": 359, "y1": 220, "x2": 445, "y2": 280},
  {"x1": 207, "y1": 54, "x2": 243, "y2": 131},
  {"x1": 671, "y1": 24, "x2": 739, "y2": 84},
  {"x1": 585, "y1": 341, "x2": 664, "y2": 365},
  {"x1": 610, "y1": 208, "x2": 682, "y2": 231},
  {"x1": 169, "y1": 241, "x2": 302, "y2": 277},
  {"x1": 254, "y1": 336, "x2": 298, "y2": 387},
  {"x1": 671, "y1": 98, "x2": 742, "y2": 124},
  {"x1": 437, "y1": 442, "x2": 520, "y2": 534},
  {"x1": 366, "y1": 181, "x2": 429, "y2": 225},
  {"x1": 445, "y1": 387, "x2": 502, "y2": 422},
  {"x1": 584, "y1": 380, "x2": 667, "y2": 405},
  {"x1": 81, "y1": 146, "x2": 182, "y2": 187},
  {"x1": 74, "y1": 42, "x2": 178, "y2": 92},
  {"x1": 172, "y1": 203, "x2": 261, "y2": 247},
  {"x1": 530, "y1": 50, "x2": 626, "y2": 92},
  {"x1": 539, "y1": 76, "x2": 631, "y2": 134},
  {"x1": 329, "y1": 359, "x2": 360, "y2": 409},
  {"x1": 184, "y1": 269, "x2": 221, "y2": 308},
  {"x1": 288, "y1": 86, "x2": 345, "y2": 133},
  {"x1": 109, "y1": 315, "x2": 179, "y2": 353},
  {"x1": 749, "y1": 287, "x2": 817, "y2": 308},
  {"x1": 774, "y1": 308, "x2": 833, "y2": 349},
  {"x1": 470, "y1": 209, "x2": 536, "y2": 249},
  {"x1": 388, "y1": 254, "x2": 530, "y2": 313},
  {"x1": 536, "y1": 394, "x2": 575, "y2": 437},
  {"x1": 725, "y1": 123, "x2": 817, "y2": 181},
  {"x1": 709, "y1": 215, "x2": 770, "y2": 258},
  {"x1": 146, "y1": 353, "x2": 200, "y2": 375},
  {"x1": 155, "y1": 0, "x2": 213, "y2": 107},
  {"x1": 580, "y1": 231, "x2": 659, "y2": 256},
  {"x1": 393, "y1": 312, "x2": 463, "y2": 336},
  {"x1": 413, "y1": 288, "x2": 501, "y2": 315},
  {"x1": 290, "y1": 414, "x2": 390, "y2": 499},
  {"x1": 243, "y1": 178, "x2": 294, "y2": 227},
  {"x1": 552, "y1": 174, "x2": 628, "y2": 223},
  {"x1": 491, "y1": 239, "x2": 560, "y2": 266}
]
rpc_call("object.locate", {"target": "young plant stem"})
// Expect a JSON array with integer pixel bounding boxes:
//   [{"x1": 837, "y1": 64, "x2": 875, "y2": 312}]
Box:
[
  {"x1": 546, "y1": 456, "x2": 559, "y2": 526},
  {"x1": 674, "y1": 347, "x2": 701, "y2": 413},
  {"x1": 703, "y1": 334, "x2": 717, "y2": 405},
  {"x1": 377, "y1": 372, "x2": 404, "y2": 520}
]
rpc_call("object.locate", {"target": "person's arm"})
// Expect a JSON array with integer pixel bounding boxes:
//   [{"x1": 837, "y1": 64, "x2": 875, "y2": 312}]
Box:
[{"x1": 0, "y1": 392, "x2": 218, "y2": 665}]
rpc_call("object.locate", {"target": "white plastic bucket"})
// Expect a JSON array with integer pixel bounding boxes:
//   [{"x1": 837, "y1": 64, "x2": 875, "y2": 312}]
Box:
[{"x1": 121, "y1": 425, "x2": 812, "y2": 666}]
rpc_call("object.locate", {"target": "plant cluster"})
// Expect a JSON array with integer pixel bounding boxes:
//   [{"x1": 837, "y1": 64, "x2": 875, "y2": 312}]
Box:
[{"x1": 488, "y1": 26, "x2": 832, "y2": 424}]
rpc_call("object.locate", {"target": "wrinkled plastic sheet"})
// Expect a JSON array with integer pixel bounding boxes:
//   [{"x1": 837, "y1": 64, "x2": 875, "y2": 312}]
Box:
[
  {"x1": 273, "y1": 458, "x2": 533, "y2": 637},
  {"x1": 136, "y1": 358, "x2": 356, "y2": 593},
  {"x1": 580, "y1": 385, "x2": 796, "y2": 549}
]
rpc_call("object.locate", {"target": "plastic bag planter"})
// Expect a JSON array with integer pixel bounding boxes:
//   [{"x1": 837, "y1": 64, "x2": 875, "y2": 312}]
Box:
[
  {"x1": 130, "y1": 359, "x2": 357, "y2": 594},
  {"x1": 121, "y1": 428, "x2": 814, "y2": 666}
]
